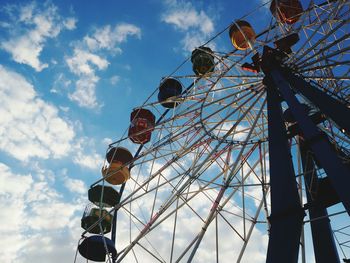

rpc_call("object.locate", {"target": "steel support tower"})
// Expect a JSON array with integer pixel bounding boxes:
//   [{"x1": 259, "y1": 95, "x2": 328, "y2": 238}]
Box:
[{"x1": 262, "y1": 46, "x2": 350, "y2": 263}]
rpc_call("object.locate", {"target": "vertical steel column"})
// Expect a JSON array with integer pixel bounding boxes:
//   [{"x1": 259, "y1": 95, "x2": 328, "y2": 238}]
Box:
[
  {"x1": 299, "y1": 138, "x2": 340, "y2": 263},
  {"x1": 282, "y1": 69, "x2": 350, "y2": 134},
  {"x1": 269, "y1": 68, "x2": 350, "y2": 215},
  {"x1": 265, "y1": 76, "x2": 304, "y2": 263}
]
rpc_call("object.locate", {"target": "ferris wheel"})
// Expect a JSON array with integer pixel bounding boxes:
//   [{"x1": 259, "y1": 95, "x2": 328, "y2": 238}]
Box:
[{"x1": 74, "y1": 0, "x2": 350, "y2": 262}]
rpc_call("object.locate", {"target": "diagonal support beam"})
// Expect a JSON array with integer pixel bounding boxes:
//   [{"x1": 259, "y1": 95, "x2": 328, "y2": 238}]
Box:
[
  {"x1": 265, "y1": 78, "x2": 304, "y2": 263},
  {"x1": 269, "y1": 68, "x2": 350, "y2": 216},
  {"x1": 282, "y1": 69, "x2": 350, "y2": 134}
]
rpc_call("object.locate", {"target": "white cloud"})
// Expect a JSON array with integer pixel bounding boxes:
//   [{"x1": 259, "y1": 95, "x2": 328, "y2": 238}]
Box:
[
  {"x1": 72, "y1": 137, "x2": 104, "y2": 170},
  {"x1": 0, "y1": 163, "x2": 85, "y2": 263},
  {"x1": 181, "y1": 32, "x2": 210, "y2": 53},
  {"x1": 102, "y1": 137, "x2": 113, "y2": 146},
  {"x1": 63, "y1": 176, "x2": 87, "y2": 194},
  {"x1": 0, "y1": 65, "x2": 75, "y2": 161},
  {"x1": 0, "y1": 163, "x2": 32, "y2": 262},
  {"x1": 162, "y1": 4, "x2": 213, "y2": 34},
  {"x1": 162, "y1": 1, "x2": 215, "y2": 52},
  {"x1": 59, "y1": 106, "x2": 70, "y2": 112},
  {"x1": 0, "y1": 2, "x2": 76, "y2": 71},
  {"x1": 84, "y1": 23, "x2": 141, "y2": 52},
  {"x1": 66, "y1": 23, "x2": 141, "y2": 108},
  {"x1": 65, "y1": 48, "x2": 109, "y2": 108},
  {"x1": 50, "y1": 73, "x2": 72, "y2": 94},
  {"x1": 63, "y1": 17, "x2": 77, "y2": 30},
  {"x1": 68, "y1": 74, "x2": 101, "y2": 108},
  {"x1": 73, "y1": 150, "x2": 104, "y2": 170},
  {"x1": 110, "y1": 75, "x2": 120, "y2": 85},
  {"x1": 66, "y1": 48, "x2": 109, "y2": 76},
  {"x1": 2, "y1": 36, "x2": 49, "y2": 71},
  {"x1": 115, "y1": 23, "x2": 142, "y2": 43}
]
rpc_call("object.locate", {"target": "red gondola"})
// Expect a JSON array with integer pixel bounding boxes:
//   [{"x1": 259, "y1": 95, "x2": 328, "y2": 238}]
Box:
[
  {"x1": 128, "y1": 108, "x2": 155, "y2": 144},
  {"x1": 270, "y1": 0, "x2": 303, "y2": 25}
]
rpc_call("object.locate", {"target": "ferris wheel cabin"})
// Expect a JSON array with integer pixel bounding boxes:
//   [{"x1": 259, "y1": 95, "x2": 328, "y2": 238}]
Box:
[
  {"x1": 102, "y1": 147, "x2": 133, "y2": 185},
  {"x1": 78, "y1": 235, "x2": 116, "y2": 262},
  {"x1": 81, "y1": 206, "x2": 113, "y2": 234},
  {"x1": 158, "y1": 78, "x2": 183, "y2": 108},
  {"x1": 128, "y1": 108, "x2": 155, "y2": 144},
  {"x1": 191, "y1": 47, "x2": 215, "y2": 75},
  {"x1": 270, "y1": 0, "x2": 303, "y2": 24},
  {"x1": 229, "y1": 20, "x2": 256, "y2": 50},
  {"x1": 88, "y1": 185, "x2": 120, "y2": 208}
]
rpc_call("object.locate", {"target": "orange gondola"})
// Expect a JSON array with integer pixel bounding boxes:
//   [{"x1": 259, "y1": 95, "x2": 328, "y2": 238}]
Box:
[
  {"x1": 229, "y1": 20, "x2": 256, "y2": 50},
  {"x1": 102, "y1": 147, "x2": 133, "y2": 185}
]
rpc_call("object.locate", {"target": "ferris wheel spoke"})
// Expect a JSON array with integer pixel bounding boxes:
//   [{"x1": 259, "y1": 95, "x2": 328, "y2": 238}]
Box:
[
  {"x1": 132, "y1": 121, "x2": 208, "y2": 167},
  {"x1": 295, "y1": 33, "x2": 350, "y2": 68},
  {"x1": 236, "y1": 192, "x2": 269, "y2": 263},
  {"x1": 291, "y1": 12, "x2": 350, "y2": 64},
  {"x1": 120, "y1": 141, "x2": 263, "y2": 262},
  {"x1": 298, "y1": 60, "x2": 350, "y2": 73},
  {"x1": 183, "y1": 100, "x2": 265, "y2": 262},
  {"x1": 216, "y1": 75, "x2": 263, "y2": 80},
  {"x1": 175, "y1": 151, "x2": 264, "y2": 262},
  {"x1": 200, "y1": 89, "x2": 265, "y2": 142},
  {"x1": 320, "y1": 126, "x2": 350, "y2": 145},
  {"x1": 154, "y1": 85, "x2": 245, "y2": 126},
  {"x1": 302, "y1": 75, "x2": 350, "y2": 81},
  {"x1": 292, "y1": 7, "x2": 349, "y2": 62},
  {"x1": 237, "y1": 95, "x2": 267, "y2": 142},
  {"x1": 186, "y1": 80, "x2": 261, "y2": 100},
  {"x1": 117, "y1": 130, "x2": 252, "y2": 260},
  {"x1": 145, "y1": 88, "x2": 260, "y2": 154},
  {"x1": 221, "y1": 150, "x2": 267, "y2": 216},
  {"x1": 123, "y1": 213, "x2": 168, "y2": 263},
  {"x1": 136, "y1": 243, "x2": 166, "y2": 263},
  {"x1": 119, "y1": 181, "x2": 217, "y2": 261}
]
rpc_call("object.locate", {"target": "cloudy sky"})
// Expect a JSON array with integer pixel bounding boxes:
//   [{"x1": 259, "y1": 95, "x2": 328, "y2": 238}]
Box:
[{"x1": 0, "y1": 0, "x2": 332, "y2": 262}]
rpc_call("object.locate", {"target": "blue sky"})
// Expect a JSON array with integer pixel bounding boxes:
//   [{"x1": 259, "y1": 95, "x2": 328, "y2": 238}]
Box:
[{"x1": 1, "y1": 0, "x2": 346, "y2": 262}]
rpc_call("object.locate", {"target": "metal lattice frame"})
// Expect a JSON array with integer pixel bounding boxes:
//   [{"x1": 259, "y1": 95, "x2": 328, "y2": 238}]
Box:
[{"x1": 76, "y1": 1, "x2": 350, "y2": 262}]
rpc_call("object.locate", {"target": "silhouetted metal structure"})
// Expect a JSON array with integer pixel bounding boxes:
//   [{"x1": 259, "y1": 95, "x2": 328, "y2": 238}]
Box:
[
  {"x1": 74, "y1": 1, "x2": 350, "y2": 262},
  {"x1": 262, "y1": 45, "x2": 349, "y2": 262}
]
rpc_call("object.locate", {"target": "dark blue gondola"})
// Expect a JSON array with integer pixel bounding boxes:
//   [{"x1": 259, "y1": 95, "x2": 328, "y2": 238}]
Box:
[
  {"x1": 78, "y1": 235, "x2": 116, "y2": 262},
  {"x1": 158, "y1": 78, "x2": 182, "y2": 108}
]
